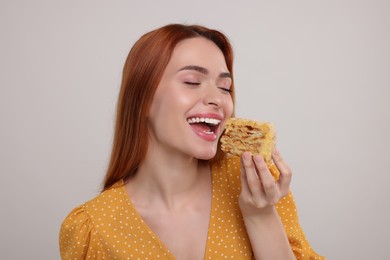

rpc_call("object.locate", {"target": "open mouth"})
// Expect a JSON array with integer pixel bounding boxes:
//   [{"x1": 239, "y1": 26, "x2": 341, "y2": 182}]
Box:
[{"x1": 187, "y1": 117, "x2": 221, "y2": 135}]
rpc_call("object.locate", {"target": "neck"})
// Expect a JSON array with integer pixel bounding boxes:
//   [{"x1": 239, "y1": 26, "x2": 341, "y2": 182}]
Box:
[{"x1": 126, "y1": 147, "x2": 211, "y2": 211}]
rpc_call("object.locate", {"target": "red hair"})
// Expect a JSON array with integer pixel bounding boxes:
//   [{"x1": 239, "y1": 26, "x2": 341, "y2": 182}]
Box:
[{"x1": 103, "y1": 24, "x2": 235, "y2": 190}]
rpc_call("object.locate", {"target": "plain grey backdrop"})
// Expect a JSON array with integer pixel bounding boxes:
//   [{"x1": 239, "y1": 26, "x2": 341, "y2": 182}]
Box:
[{"x1": 1, "y1": 0, "x2": 389, "y2": 259}]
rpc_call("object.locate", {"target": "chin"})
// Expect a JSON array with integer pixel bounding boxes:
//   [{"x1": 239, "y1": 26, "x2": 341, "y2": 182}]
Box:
[
  {"x1": 196, "y1": 154, "x2": 215, "y2": 161},
  {"x1": 193, "y1": 148, "x2": 218, "y2": 161}
]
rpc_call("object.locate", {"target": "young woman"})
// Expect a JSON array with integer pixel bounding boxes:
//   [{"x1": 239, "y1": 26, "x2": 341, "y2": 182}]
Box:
[{"x1": 60, "y1": 24, "x2": 324, "y2": 259}]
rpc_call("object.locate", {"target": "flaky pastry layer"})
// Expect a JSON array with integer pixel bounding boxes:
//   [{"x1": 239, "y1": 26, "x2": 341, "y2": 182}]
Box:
[{"x1": 220, "y1": 118, "x2": 279, "y2": 180}]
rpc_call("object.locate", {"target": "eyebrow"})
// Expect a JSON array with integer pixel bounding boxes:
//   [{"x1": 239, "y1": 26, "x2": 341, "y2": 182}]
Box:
[{"x1": 178, "y1": 65, "x2": 232, "y2": 79}]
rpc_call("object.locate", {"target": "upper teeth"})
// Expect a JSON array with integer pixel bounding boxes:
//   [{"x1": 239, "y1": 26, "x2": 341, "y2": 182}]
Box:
[{"x1": 187, "y1": 117, "x2": 221, "y2": 125}]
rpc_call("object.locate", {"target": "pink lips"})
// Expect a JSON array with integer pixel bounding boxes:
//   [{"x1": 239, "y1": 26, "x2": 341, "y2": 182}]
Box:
[
  {"x1": 191, "y1": 125, "x2": 218, "y2": 141},
  {"x1": 187, "y1": 113, "x2": 224, "y2": 142}
]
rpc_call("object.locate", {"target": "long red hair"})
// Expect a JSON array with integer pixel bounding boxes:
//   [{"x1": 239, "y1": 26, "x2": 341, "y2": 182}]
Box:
[{"x1": 103, "y1": 24, "x2": 235, "y2": 190}]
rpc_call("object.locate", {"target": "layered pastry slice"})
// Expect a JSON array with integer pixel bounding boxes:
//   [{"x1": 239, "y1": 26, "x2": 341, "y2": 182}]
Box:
[{"x1": 220, "y1": 118, "x2": 279, "y2": 180}]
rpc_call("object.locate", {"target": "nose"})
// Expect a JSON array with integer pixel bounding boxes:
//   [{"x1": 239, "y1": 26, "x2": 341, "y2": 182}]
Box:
[{"x1": 203, "y1": 85, "x2": 222, "y2": 108}]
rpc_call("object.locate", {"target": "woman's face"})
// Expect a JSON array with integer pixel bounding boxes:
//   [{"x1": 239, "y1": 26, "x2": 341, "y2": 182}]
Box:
[{"x1": 148, "y1": 37, "x2": 234, "y2": 160}]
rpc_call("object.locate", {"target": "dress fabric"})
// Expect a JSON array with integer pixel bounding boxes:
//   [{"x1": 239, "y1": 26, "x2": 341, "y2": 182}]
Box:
[{"x1": 59, "y1": 156, "x2": 325, "y2": 259}]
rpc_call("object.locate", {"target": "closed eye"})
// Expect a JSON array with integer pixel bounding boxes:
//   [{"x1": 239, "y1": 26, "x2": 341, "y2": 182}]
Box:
[
  {"x1": 219, "y1": 87, "x2": 232, "y2": 93},
  {"x1": 184, "y1": 82, "x2": 201, "y2": 86}
]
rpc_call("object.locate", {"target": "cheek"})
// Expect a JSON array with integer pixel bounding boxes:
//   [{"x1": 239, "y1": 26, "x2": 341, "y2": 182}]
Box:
[
  {"x1": 150, "y1": 88, "x2": 195, "y2": 123},
  {"x1": 170, "y1": 88, "x2": 199, "y2": 111},
  {"x1": 224, "y1": 96, "x2": 234, "y2": 117}
]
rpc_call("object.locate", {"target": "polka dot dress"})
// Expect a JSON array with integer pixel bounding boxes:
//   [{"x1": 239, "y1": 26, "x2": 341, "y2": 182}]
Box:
[{"x1": 59, "y1": 156, "x2": 324, "y2": 259}]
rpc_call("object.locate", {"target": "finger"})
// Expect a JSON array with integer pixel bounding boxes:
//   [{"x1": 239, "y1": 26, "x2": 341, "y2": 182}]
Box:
[
  {"x1": 241, "y1": 152, "x2": 263, "y2": 198},
  {"x1": 240, "y1": 158, "x2": 251, "y2": 198},
  {"x1": 272, "y1": 148, "x2": 292, "y2": 196},
  {"x1": 253, "y1": 155, "x2": 279, "y2": 204}
]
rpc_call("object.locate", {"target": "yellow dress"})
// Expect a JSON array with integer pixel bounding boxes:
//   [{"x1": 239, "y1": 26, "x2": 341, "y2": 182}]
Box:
[{"x1": 60, "y1": 156, "x2": 325, "y2": 259}]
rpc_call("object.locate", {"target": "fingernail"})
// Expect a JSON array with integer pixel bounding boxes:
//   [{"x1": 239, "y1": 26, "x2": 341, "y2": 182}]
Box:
[
  {"x1": 254, "y1": 155, "x2": 263, "y2": 163},
  {"x1": 243, "y1": 152, "x2": 250, "y2": 160}
]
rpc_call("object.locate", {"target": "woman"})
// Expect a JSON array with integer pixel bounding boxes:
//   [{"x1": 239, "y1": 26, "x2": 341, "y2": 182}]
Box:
[{"x1": 60, "y1": 24, "x2": 324, "y2": 259}]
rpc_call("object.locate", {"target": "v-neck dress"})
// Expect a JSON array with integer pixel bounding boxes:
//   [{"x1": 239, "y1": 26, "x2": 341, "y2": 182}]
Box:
[{"x1": 59, "y1": 156, "x2": 324, "y2": 259}]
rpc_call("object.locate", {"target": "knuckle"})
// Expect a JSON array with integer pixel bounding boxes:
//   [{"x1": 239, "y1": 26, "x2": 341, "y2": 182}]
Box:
[
  {"x1": 240, "y1": 196, "x2": 253, "y2": 206},
  {"x1": 254, "y1": 200, "x2": 265, "y2": 209},
  {"x1": 258, "y1": 164, "x2": 268, "y2": 172},
  {"x1": 283, "y1": 167, "x2": 293, "y2": 177},
  {"x1": 248, "y1": 180, "x2": 259, "y2": 191},
  {"x1": 269, "y1": 197, "x2": 279, "y2": 205},
  {"x1": 263, "y1": 182, "x2": 275, "y2": 192}
]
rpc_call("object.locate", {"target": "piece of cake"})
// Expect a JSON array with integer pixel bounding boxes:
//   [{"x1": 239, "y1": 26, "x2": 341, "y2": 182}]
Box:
[{"x1": 220, "y1": 118, "x2": 279, "y2": 180}]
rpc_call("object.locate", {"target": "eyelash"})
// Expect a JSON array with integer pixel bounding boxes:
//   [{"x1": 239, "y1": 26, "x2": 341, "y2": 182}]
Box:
[
  {"x1": 219, "y1": 87, "x2": 232, "y2": 93},
  {"x1": 184, "y1": 82, "x2": 200, "y2": 86},
  {"x1": 184, "y1": 82, "x2": 232, "y2": 94}
]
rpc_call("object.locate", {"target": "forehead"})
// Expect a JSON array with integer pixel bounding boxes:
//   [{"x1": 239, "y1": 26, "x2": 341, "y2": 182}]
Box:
[{"x1": 167, "y1": 37, "x2": 228, "y2": 71}]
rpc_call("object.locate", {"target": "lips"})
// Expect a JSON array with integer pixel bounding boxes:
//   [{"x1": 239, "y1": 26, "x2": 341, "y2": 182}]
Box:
[{"x1": 187, "y1": 114, "x2": 223, "y2": 141}]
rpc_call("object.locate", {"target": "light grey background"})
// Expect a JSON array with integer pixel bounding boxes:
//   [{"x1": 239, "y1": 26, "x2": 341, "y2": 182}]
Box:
[{"x1": 1, "y1": 0, "x2": 389, "y2": 259}]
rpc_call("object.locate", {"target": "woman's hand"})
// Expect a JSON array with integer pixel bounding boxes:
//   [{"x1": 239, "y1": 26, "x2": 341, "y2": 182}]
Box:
[
  {"x1": 239, "y1": 148, "x2": 296, "y2": 259},
  {"x1": 239, "y1": 148, "x2": 292, "y2": 218}
]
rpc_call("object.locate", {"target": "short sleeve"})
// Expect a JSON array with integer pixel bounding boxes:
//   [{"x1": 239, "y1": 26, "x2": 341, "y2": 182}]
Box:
[
  {"x1": 276, "y1": 191, "x2": 325, "y2": 260},
  {"x1": 59, "y1": 205, "x2": 105, "y2": 259}
]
